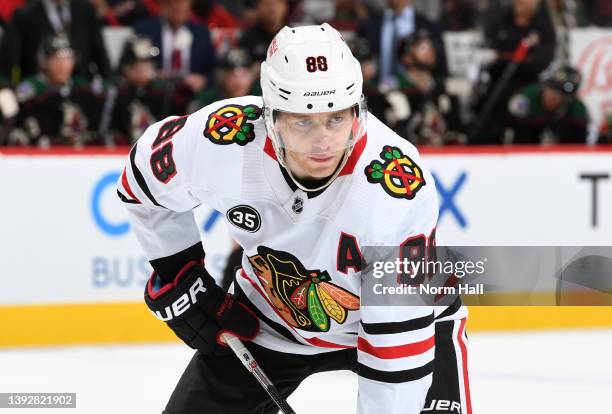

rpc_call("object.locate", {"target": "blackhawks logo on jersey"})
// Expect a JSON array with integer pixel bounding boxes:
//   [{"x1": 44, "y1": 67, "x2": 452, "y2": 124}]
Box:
[
  {"x1": 364, "y1": 146, "x2": 426, "y2": 200},
  {"x1": 203, "y1": 103, "x2": 261, "y2": 146},
  {"x1": 248, "y1": 246, "x2": 359, "y2": 332}
]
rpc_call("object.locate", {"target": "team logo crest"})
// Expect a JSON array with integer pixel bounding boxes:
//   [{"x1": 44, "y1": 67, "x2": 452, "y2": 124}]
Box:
[
  {"x1": 203, "y1": 104, "x2": 261, "y2": 145},
  {"x1": 364, "y1": 146, "x2": 426, "y2": 200},
  {"x1": 248, "y1": 246, "x2": 359, "y2": 332}
]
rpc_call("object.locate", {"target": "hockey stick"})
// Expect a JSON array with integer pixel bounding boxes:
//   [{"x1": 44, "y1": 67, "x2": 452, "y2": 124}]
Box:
[
  {"x1": 469, "y1": 33, "x2": 539, "y2": 141},
  {"x1": 221, "y1": 333, "x2": 297, "y2": 414}
]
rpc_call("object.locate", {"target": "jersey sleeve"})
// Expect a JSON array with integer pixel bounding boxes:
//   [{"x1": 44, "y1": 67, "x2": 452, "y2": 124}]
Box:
[
  {"x1": 116, "y1": 114, "x2": 204, "y2": 269},
  {"x1": 357, "y1": 147, "x2": 439, "y2": 414}
]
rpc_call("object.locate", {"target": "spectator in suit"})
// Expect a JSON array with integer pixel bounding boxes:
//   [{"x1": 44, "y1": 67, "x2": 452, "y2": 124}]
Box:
[
  {"x1": 357, "y1": 0, "x2": 448, "y2": 87},
  {"x1": 3, "y1": 0, "x2": 111, "y2": 82},
  {"x1": 134, "y1": 0, "x2": 216, "y2": 95},
  {"x1": 238, "y1": 0, "x2": 290, "y2": 64}
]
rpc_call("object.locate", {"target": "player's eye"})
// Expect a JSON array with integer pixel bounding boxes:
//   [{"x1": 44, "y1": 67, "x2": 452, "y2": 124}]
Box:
[
  {"x1": 295, "y1": 119, "x2": 311, "y2": 127},
  {"x1": 330, "y1": 116, "x2": 344, "y2": 124}
]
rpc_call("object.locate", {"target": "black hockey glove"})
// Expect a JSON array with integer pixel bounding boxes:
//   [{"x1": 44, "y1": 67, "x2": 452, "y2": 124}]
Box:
[{"x1": 144, "y1": 260, "x2": 260, "y2": 354}]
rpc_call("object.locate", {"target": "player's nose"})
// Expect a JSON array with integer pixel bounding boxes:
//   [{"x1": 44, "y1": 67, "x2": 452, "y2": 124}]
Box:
[
  {"x1": 311, "y1": 135, "x2": 332, "y2": 152},
  {"x1": 311, "y1": 123, "x2": 333, "y2": 149}
]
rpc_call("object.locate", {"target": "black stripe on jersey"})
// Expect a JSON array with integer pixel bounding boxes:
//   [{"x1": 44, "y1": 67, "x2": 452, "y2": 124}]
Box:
[
  {"x1": 357, "y1": 361, "x2": 433, "y2": 383},
  {"x1": 149, "y1": 242, "x2": 205, "y2": 284},
  {"x1": 129, "y1": 144, "x2": 165, "y2": 208},
  {"x1": 361, "y1": 312, "x2": 434, "y2": 335},
  {"x1": 423, "y1": 320, "x2": 461, "y2": 404},
  {"x1": 436, "y1": 297, "x2": 462, "y2": 320},
  {"x1": 234, "y1": 282, "x2": 302, "y2": 345},
  {"x1": 116, "y1": 189, "x2": 141, "y2": 204}
]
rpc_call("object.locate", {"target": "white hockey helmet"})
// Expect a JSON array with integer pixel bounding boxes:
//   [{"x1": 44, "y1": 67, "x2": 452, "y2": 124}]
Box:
[{"x1": 260, "y1": 23, "x2": 367, "y2": 191}]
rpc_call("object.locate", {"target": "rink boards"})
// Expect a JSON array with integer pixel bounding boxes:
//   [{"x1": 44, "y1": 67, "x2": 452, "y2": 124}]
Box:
[{"x1": 1, "y1": 146, "x2": 611, "y2": 346}]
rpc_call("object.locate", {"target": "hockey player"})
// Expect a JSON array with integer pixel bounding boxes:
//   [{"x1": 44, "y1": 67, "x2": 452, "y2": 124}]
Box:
[
  {"x1": 118, "y1": 24, "x2": 470, "y2": 414},
  {"x1": 10, "y1": 34, "x2": 105, "y2": 146},
  {"x1": 111, "y1": 36, "x2": 169, "y2": 145},
  {"x1": 190, "y1": 48, "x2": 260, "y2": 111},
  {"x1": 506, "y1": 65, "x2": 589, "y2": 144}
]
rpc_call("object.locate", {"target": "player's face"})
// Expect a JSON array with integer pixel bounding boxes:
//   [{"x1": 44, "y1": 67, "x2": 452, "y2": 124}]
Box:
[
  {"x1": 164, "y1": 0, "x2": 192, "y2": 28},
  {"x1": 512, "y1": 0, "x2": 540, "y2": 16},
  {"x1": 257, "y1": 0, "x2": 289, "y2": 27},
  {"x1": 124, "y1": 61, "x2": 155, "y2": 87},
  {"x1": 222, "y1": 67, "x2": 254, "y2": 98},
  {"x1": 276, "y1": 108, "x2": 354, "y2": 179},
  {"x1": 402, "y1": 39, "x2": 436, "y2": 69},
  {"x1": 542, "y1": 85, "x2": 564, "y2": 112},
  {"x1": 412, "y1": 40, "x2": 436, "y2": 68},
  {"x1": 46, "y1": 53, "x2": 75, "y2": 86}
]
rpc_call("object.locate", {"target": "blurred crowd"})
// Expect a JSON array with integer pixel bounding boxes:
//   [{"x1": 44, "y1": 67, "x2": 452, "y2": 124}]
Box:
[{"x1": 0, "y1": 0, "x2": 610, "y2": 147}]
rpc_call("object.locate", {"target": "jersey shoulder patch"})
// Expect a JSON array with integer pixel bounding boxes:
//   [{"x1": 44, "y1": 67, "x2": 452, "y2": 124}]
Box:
[
  {"x1": 508, "y1": 94, "x2": 530, "y2": 118},
  {"x1": 201, "y1": 97, "x2": 262, "y2": 146},
  {"x1": 16, "y1": 80, "x2": 37, "y2": 103},
  {"x1": 363, "y1": 144, "x2": 426, "y2": 201},
  {"x1": 339, "y1": 120, "x2": 438, "y2": 246}
]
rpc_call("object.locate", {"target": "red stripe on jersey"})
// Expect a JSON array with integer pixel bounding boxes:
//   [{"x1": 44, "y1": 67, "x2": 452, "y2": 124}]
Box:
[
  {"x1": 458, "y1": 318, "x2": 472, "y2": 414},
  {"x1": 121, "y1": 168, "x2": 141, "y2": 203},
  {"x1": 339, "y1": 134, "x2": 367, "y2": 177},
  {"x1": 263, "y1": 137, "x2": 277, "y2": 160},
  {"x1": 358, "y1": 335, "x2": 434, "y2": 359},
  {"x1": 305, "y1": 336, "x2": 352, "y2": 349},
  {"x1": 239, "y1": 269, "x2": 352, "y2": 349}
]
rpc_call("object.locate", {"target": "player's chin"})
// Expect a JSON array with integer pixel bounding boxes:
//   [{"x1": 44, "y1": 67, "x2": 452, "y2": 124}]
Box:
[{"x1": 305, "y1": 155, "x2": 341, "y2": 177}]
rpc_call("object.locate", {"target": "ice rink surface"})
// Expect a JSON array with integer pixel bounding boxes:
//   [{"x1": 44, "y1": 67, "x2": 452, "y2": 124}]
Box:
[{"x1": 1, "y1": 329, "x2": 611, "y2": 413}]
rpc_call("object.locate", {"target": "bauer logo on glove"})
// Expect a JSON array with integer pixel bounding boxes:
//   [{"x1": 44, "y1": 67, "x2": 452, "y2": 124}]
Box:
[{"x1": 147, "y1": 274, "x2": 208, "y2": 321}]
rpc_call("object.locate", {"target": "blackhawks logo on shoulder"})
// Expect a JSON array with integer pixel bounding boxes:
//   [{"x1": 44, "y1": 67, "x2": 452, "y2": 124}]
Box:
[
  {"x1": 203, "y1": 103, "x2": 261, "y2": 145},
  {"x1": 248, "y1": 246, "x2": 359, "y2": 333},
  {"x1": 364, "y1": 145, "x2": 426, "y2": 200}
]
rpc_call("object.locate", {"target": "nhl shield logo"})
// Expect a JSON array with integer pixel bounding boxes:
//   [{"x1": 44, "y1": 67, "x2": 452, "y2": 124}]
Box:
[
  {"x1": 203, "y1": 104, "x2": 261, "y2": 146},
  {"x1": 364, "y1": 146, "x2": 426, "y2": 200},
  {"x1": 248, "y1": 246, "x2": 359, "y2": 332},
  {"x1": 292, "y1": 196, "x2": 304, "y2": 214}
]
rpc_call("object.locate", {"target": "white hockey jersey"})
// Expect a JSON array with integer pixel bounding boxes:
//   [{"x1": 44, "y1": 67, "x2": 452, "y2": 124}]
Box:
[{"x1": 118, "y1": 96, "x2": 466, "y2": 413}]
